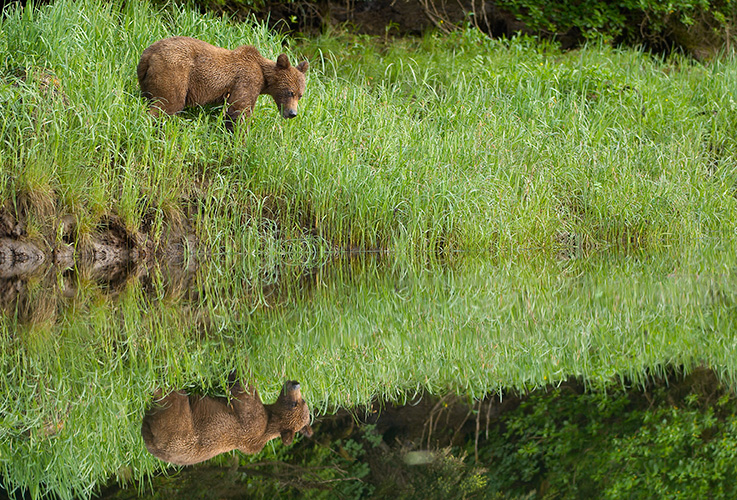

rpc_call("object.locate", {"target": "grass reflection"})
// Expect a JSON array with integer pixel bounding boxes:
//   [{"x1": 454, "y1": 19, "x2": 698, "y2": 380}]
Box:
[{"x1": 2, "y1": 242, "x2": 736, "y2": 497}]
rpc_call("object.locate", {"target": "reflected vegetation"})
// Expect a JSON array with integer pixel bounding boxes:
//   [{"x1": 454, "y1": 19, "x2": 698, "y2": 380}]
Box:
[
  {"x1": 0, "y1": 208, "x2": 198, "y2": 325},
  {"x1": 2, "y1": 239, "x2": 737, "y2": 497}
]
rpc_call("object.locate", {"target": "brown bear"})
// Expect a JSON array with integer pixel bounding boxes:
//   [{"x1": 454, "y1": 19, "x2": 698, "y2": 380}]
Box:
[
  {"x1": 136, "y1": 36, "x2": 308, "y2": 127},
  {"x1": 141, "y1": 380, "x2": 313, "y2": 466}
]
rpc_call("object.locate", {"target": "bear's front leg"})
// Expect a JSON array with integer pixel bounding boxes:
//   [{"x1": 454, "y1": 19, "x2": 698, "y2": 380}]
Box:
[
  {"x1": 224, "y1": 87, "x2": 259, "y2": 132},
  {"x1": 224, "y1": 106, "x2": 249, "y2": 132}
]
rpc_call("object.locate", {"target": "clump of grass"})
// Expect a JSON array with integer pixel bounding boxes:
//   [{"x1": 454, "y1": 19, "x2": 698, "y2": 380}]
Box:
[{"x1": 289, "y1": 31, "x2": 737, "y2": 252}]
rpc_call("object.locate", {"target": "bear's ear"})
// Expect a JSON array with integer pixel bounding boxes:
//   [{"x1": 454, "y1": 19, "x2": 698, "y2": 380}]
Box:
[
  {"x1": 296, "y1": 61, "x2": 309, "y2": 74},
  {"x1": 280, "y1": 429, "x2": 295, "y2": 445},
  {"x1": 276, "y1": 54, "x2": 291, "y2": 70}
]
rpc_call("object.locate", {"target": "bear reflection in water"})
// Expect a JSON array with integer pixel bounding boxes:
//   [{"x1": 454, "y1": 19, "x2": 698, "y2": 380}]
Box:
[{"x1": 141, "y1": 380, "x2": 313, "y2": 466}]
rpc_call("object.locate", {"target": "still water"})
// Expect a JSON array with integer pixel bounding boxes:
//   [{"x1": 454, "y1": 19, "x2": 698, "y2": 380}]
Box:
[{"x1": 1, "y1": 240, "x2": 736, "y2": 496}]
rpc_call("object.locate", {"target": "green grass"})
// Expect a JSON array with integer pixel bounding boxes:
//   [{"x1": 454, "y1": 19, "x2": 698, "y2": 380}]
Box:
[{"x1": 2, "y1": 0, "x2": 737, "y2": 498}]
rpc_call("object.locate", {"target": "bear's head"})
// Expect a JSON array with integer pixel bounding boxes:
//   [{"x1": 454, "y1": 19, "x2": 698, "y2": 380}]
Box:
[
  {"x1": 270, "y1": 380, "x2": 313, "y2": 444},
  {"x1": 266, "y1": 54, "x2": 309, "y2": 119}
]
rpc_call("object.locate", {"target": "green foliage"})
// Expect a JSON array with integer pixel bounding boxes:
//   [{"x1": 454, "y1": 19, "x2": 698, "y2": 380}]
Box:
[
  {"x1": 233, "y1": 426, "x2": 491, "y2": 499},
  {"x1": 494, "y1": 0, "x2": 736, "y2": 49},
  {"x1": 230, "y1": 427, "x2": 375, "y2": 498},
  {"x1": 406, "y1": 451, "x2": 490, "y2": 500},
  {"x1": 480, "y1": 379, "x2": 737, "y2": 499},
  {"x1": 495, "y1": 0, "x2": 629, "y2": 37}
]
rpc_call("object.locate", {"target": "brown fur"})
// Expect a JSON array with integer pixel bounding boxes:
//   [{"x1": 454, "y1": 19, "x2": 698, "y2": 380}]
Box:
[
  {"x1": 141, "y1": 380, "x2": 313, "y2": 466},
  {"x1": 136, "y1": 36, "x2": 308, "y2": 126}
]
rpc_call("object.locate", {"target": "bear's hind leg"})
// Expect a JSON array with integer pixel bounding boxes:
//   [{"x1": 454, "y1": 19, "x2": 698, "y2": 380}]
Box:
[
  {"x1": 148, "y1": 91, "x2": 186, "y2": 116},
  {"x1": 142, "y1": 77, "x2": 187, "y2": 117}
]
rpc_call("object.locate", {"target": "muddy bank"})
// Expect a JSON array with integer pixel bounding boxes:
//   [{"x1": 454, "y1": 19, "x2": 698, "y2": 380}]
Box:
[
  {"x1": 0, "y1": 238, "x2": 46, "y2": 279},
  {"x1": 0, "y1": 207, "x2": 198, "y2": 322}
]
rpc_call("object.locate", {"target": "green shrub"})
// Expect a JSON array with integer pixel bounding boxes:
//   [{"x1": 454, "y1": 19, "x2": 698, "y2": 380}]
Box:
[
  {"x1": 493, "y1": 0, "x2": 735, "y2": 53},
  {"x1": 480, "y1": 380, "x2": 737, "y2": 499}
]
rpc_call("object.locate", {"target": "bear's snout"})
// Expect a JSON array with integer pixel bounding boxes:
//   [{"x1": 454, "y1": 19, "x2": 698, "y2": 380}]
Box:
[
  {"x1": 283, "y1": 108, "x2": 298, "y2": 119},
  {"x1": 284, "y1": 380, "x2": 301, "y2": 392}
]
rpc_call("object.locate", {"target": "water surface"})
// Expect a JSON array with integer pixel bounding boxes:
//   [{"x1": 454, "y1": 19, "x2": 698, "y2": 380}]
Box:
[{"x1": 1, "y1": 241, "x2": 736, "y2": 496}]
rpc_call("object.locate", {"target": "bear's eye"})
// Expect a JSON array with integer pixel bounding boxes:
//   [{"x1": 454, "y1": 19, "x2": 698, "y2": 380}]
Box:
[
  {"x1": 291, "y1": 401, "x2": 299, "y2": 409},
  {"x1": 288, "y1": 91, "x2": 295, "y2": 98}
]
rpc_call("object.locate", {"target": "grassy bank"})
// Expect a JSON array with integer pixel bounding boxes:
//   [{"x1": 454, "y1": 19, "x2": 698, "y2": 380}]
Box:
[{"x1": 1, "y1": 0, "x2": 736, "y2": 256}]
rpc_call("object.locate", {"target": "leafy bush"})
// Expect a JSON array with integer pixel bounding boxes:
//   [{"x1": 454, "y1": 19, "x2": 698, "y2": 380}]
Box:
[
  {"x1": 489, "y1": 0, "x2": 735, "y2": 53},
  {"x1": 480, "y1": 377, "x2": 737, "y2": 499}
]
